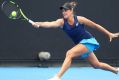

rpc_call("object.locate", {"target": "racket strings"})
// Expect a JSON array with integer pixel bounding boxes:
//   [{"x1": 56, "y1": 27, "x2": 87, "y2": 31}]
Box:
[
  {"x1": 1, "y1": 1, "x2": 30, "y2": 22},
  {"x1": 1, "y1": 1, "x2": 21, "y2": 19}
]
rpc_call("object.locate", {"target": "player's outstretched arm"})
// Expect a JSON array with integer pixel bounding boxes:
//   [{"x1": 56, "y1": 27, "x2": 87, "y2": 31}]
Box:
[
  {"x1": 32, "y1": 19, "x2": 63, "y2": 28},
  {"x1": 78, "y1": 16, "x2": 119, "y2": 42}
]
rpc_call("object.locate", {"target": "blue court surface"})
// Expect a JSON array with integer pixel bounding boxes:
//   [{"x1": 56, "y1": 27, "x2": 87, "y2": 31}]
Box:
[{"x1": 0, "y1": 67, "x2": 118, "y2": 80}]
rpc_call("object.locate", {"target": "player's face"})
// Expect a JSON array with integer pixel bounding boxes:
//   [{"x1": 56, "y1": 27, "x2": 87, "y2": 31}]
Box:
[{"x1": 62, "y1": 9, "x2": 73, "y2": 19}]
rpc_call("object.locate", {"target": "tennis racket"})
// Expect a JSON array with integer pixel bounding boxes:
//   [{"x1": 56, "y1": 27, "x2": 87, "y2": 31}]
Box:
[{"x1": 1, "y1": 0, "x2": 35, "y2": 25}]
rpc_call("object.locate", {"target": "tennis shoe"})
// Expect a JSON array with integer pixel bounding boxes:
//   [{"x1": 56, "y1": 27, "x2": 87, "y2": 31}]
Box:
[
  {"x1": 48, "y1": 76, "x2": 61, "y2": 80},
  {"x1": 115, "y1": 67, "x2": 119, "y2": 74},
  {"x1": 117, "y1": 67, "x2": 119, "y2": 74}
]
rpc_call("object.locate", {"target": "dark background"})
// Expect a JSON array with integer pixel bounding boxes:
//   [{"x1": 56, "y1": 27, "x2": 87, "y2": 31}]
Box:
[{"x1": 0, "y1": 0, "x2": 119, "y2": 63}]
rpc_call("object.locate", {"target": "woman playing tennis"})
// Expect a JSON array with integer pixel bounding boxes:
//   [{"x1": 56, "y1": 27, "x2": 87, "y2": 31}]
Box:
[{"x1": 32, "y1": 1, "x2": 119, "y2": 80}]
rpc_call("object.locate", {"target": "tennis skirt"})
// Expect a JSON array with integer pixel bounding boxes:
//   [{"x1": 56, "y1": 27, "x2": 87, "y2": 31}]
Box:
[{"x1": 79, "y1": 37, "x2": 100, "y2": 59}]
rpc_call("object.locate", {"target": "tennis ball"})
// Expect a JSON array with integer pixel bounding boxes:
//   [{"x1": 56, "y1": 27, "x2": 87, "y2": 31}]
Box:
[{"x1": 11, "y1": 11, "x2": 17, "y2": 17}]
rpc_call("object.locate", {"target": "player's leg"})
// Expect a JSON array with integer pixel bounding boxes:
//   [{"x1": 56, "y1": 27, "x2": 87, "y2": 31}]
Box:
[
  {"x1": 48, "y1": 44, "x2": 89, "y2": 80},
  {"x1": 57, "y1": 44, "x2": 89, "y2": 78},
  {"x1": 86, "y1": 52, "x2": 118, "y2": 74}
]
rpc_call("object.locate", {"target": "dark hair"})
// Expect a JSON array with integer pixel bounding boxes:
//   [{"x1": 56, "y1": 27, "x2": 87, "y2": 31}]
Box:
[{"x1": 60, "y1": 1, "x2": 77, "y2": 10}]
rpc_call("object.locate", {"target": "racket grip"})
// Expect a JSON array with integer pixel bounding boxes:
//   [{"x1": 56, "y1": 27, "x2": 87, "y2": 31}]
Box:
[
  {"x1": 28, "y1": 19, "x2": 35, "y2": 24},
  {"x1": 28, "y1": 19, "x2": 39, "y2": 28}
]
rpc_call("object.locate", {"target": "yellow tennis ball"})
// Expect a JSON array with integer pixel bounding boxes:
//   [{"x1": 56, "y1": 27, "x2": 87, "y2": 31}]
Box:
[{"x1": 11, "y1": 11, "x2": 17, "y2": 17}]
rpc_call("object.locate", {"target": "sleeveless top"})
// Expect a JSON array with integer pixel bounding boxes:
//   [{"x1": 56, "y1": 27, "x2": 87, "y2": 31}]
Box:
[{"x1": 62, "y1": 15, "x2": 93, "y2": 44}]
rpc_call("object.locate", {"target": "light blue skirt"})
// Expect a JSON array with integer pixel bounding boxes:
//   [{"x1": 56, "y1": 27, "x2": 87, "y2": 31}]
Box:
[{"x1": 79, "y1": 38, "x2": 100, "y2": 59}]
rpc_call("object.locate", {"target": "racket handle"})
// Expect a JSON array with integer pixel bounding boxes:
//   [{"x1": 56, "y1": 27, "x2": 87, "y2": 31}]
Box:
[
  {"x1": 28, "y1": 19, "x2": 39, "y2": 28},
  {"x1": 28, "y1": 19, "x2": 35, "y2": 24}
]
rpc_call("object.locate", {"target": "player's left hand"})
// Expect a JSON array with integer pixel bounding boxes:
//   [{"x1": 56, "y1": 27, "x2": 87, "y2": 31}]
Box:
[{"x1": 109, "y1": 32, "x2": 119, "y2": 42}]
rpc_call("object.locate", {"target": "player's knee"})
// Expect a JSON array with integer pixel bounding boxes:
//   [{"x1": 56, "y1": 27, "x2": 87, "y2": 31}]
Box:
[
  {"x1": 92, "y1": 62, "x2": 102, "y2": 69},
  {"x1": 66, "y1": 50, "x2": 74, "y2": 59}
]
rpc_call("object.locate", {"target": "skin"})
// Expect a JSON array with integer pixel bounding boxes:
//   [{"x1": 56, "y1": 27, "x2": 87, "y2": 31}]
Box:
[{"x1": 32, "y1": 9, "x2": 119, "y2": 78}]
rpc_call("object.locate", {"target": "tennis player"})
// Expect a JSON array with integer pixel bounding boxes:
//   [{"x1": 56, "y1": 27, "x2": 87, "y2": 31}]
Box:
[{"x1": 32, "y1": 1, "x2": 119, "y2": 80}]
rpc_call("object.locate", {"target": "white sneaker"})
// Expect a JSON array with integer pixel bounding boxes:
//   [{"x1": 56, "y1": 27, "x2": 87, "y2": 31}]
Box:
[
  {"x1": 117, "y1": 68, "x2": 119, "y2": 74},
  {"x1": 48, "y1": 76, "x2": 61, "y2": 80},
  {"x1": 115, "y1": 67, "x2": 119, "y2": 74}
]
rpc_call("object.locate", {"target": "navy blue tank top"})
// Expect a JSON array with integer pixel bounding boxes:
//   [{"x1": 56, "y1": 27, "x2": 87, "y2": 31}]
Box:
[{"x1": 62, "y1": 15, "x2": 93, "y2": 44}]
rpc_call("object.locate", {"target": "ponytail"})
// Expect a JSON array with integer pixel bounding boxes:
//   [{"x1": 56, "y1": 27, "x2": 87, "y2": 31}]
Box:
[
  {"x1": 70, "y1": 1, "x2": 77, "y2": 9},
  {"x1": 60, "y1": 1, "x2": 78, "y2": 11}
]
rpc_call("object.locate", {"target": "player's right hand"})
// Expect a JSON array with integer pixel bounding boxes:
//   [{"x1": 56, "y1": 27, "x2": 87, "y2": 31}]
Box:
[{"x1": 32, "y1": 22, "x2": 40, "y2": 28}]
